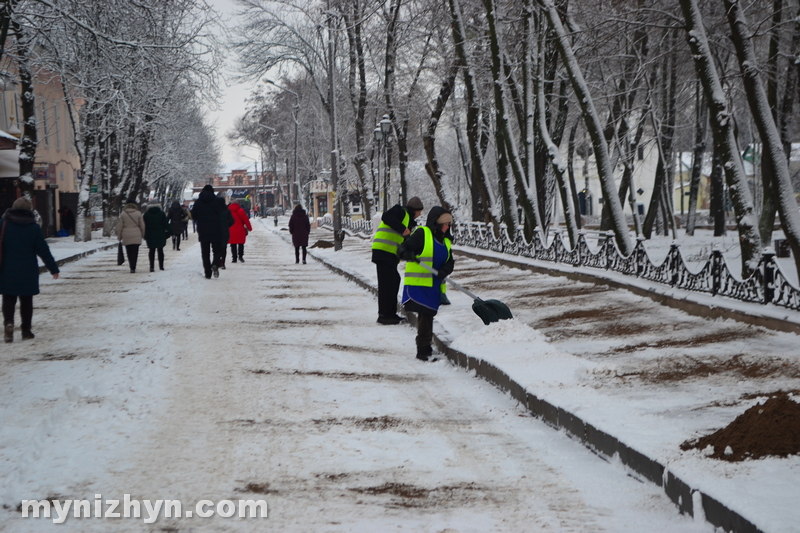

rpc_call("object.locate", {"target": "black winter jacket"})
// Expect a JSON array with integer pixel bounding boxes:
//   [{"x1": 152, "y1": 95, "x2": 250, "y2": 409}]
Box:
[
  {"x1": 371, "y1": 204, "x2": 419, "y2": 264},
  {"x1": 191, "y1": 190, "x2": 227, "y2": 243}
]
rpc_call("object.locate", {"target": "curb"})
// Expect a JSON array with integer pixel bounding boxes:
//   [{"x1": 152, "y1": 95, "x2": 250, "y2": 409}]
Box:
[
  {"x1": 304, "y1": 226, "x2": 763, "y2": 533},
  {"x1": 38, "y1": 243, "x2": 118, "y2": 274}
]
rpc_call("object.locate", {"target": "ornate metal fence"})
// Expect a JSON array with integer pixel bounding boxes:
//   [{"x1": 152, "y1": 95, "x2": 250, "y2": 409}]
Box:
[{"x1": 324, "y1": 214, "x2": 800, "y2": 312}]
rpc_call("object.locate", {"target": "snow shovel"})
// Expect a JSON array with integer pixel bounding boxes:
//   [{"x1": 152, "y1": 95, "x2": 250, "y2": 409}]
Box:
[{"x1": 417, "y1": 262, "x2": 513, "y2": 325}]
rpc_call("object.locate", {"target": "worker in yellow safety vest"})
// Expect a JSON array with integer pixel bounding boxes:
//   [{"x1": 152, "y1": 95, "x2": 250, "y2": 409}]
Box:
[
  {"x1": 398, "y1": 206, "x2": 454, "y2": 361},
  {"x1": 371, "y1": 196, "x2": 424, "y2": 325}
]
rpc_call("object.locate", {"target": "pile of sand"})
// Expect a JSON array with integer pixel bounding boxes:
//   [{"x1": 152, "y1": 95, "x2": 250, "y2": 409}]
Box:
[{"x1": 681, "y1": 392, "x2": 800, "y2": 462}]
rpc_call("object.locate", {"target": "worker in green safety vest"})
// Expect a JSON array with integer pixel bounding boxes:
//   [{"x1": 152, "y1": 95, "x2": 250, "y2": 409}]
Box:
[
  {"x1": 398, "y1": 206, "x2": 454, "y2": 361},
  {"x1": 371, "y1": 196, "x2": 424, "y2": 325}
]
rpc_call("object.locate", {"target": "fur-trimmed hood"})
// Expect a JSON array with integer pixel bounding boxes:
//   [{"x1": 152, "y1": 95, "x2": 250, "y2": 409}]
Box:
[{"x1": 2, "y1": 208, "x2": 37, "y2": 226}]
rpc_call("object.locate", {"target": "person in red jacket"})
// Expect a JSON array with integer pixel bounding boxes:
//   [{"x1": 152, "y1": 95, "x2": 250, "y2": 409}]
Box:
[{"x1": 228, "y1": 200, "x2": 253, "y2": 263}]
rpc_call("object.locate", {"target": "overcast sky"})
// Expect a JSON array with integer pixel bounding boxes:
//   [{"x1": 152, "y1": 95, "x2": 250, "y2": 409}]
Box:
[{"x1": 205, "y1": 0, "x2": 260, "y2": 166}]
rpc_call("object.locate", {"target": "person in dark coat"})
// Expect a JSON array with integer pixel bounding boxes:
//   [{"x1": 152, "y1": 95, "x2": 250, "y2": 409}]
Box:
[
  {"x1": 217, "y1": 194, "x2": 235, "y2": 269},
  {"x1": 398, "y1": 206, "x2": 454, "y2": 361},
  {"x1": 59, "y1": 206, "x2": 75, "y2": 235},
  {"x1": 228, "y1": 199, "x2": 252, "y2": 263},
  {"x1": 371, "y1": 196, "x2": 423, "y2": 325},
  {"x1": 288, "y1": 203, "x2": 311, "y2": 264},
  {"x1": 143, "y1": 202, "x2": 172, "y2": 272},
  {"x1": 190, "y1": 185, "x2": 228, "y2": 279},
  {"x1": 166, "y1": 201, "x2": 186, "y2": 251},
  {"x1": 1, "y1": 197, "x2": 59, "y2": 343}
]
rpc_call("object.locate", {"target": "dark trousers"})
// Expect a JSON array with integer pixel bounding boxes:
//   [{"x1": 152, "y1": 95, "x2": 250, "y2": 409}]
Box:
[
  {"x1": 231, "y1": 243, "x2": 244, "y2": 261},
  {"x1": 375, "y1": 260, "x2": 401, "y2": 317},
  {"x1": 415, "y1": 312, "x2": 434, "y2": 353},
  {"x1": 148, "y1": 247, "x2": 165, "y2": 270},
  {"x1": 295, "y1": 246, "x2": 307, "y2": 263},
  {"x1": 2, "y1": 294, "x2": 33, "y2": 329},
  {"x1": 125, "y1": 244, "x2": 140, "y2": 271},
  {"x1": 172, "y1": 234, "x2": 181, "y2": 250},
  {"x1": 200, "y1": 240, "x2": 224, "y2": 277},
  {"x1": 182, "y1": 222, "x2": 189, "y2": 239}
]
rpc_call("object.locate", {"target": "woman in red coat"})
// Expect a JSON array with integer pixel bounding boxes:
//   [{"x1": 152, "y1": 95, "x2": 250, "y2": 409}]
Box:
[
  {"x1": 288, "y1": 203, "x2": 311, "y2": 264},
  {"x1": 227, "y1": 200, "x2": 253, "y2": 263}
]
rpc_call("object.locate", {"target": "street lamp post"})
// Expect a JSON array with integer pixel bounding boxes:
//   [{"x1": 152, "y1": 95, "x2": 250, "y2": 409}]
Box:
[
  {"x1": 374, "y1": 115, "x2": 392, "y2": 212},
  {"x1": 373, "y1": 125, "x2": 383, "y2": 212},
  {"x1": 264, "y1": 79, "x2": 300, "y2": 209}
]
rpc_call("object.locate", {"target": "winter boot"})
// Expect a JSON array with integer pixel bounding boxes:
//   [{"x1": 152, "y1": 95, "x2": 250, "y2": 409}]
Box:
[
  {"x1": 416, "y1": 345, "x2": 433, "y2": 362},
  {"x1": 21, "y1": 328, "x2": 34, "y2": 340},
  {"x1": 3, "y1": 323, "x2": 12, "y2": 343},
  {"x1": 238, "y1": 256, "x2": 244, "y2": 263}
]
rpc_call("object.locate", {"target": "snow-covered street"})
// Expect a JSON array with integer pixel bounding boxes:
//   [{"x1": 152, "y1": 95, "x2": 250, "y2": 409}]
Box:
[{"x1": 0, "y1": 224, "x2": 713, "y2": 532}]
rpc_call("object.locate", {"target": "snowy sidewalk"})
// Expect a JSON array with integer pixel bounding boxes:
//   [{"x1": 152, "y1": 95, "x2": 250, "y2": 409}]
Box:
[
  {"x1": 0, "y1": 225, "x2": 707, "y2": 532},
  {"x1": 286, "y1": 221, "x2": 800, "y2": 533}
]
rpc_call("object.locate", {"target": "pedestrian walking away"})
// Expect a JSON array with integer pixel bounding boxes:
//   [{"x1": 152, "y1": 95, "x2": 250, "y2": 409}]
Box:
[
  {"x1": 0, "y1": 197, "x2": 60, "y2": 343},
  {"x1": 190, "y1": 185, "x2": 228, "y2": 279},
  {"x1": 181, "y1": 204, "x2": 191, "y2": 239},
  {"x1": 217, "y1": 194, "x2": 234, "y2": 269},
  {"x1": 288, "y1": 203, "x2": 311, "y2": 264},
  {"x1": 398, "y1": 206, "x2": 454, "y2": 361},
  {"x1": 371, "y1": 196, "x2": 423, "y2": 325},
  {"x1": 143, "y1": 202, "x2": 172, "y2": 272},
  {"x1": 228, "y1": 199, "x2": 252, "y2": 263},
  {"x1": 167, "y1": 201, "x2": 186, "y2": 251},
  {"x1": 116, "y1": 201, "x2": 146, "y2": 273}
]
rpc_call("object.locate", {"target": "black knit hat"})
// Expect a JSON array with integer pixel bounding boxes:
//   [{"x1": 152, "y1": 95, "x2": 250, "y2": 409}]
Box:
[
  {"x1": 406, "y1": 196, "x2": 423, "y2": 211},
  {"x1": 202, "y1": 184, "x2": 214, "y2": 193}
]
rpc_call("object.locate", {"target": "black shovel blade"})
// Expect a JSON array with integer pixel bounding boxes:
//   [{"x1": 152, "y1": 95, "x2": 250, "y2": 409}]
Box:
[{"x1": 472, "y1": 298, "x2": 513, "y2": 325}]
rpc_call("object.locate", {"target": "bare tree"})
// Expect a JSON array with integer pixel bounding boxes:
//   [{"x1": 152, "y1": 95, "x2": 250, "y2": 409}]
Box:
[{"x1": 678, "y1": 0, "x2": 761, "y2": 275}]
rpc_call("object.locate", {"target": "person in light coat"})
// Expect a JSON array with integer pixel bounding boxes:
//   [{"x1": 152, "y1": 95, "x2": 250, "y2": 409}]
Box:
[{"x1": 116, "y1": 201, "x2": 146, "y2": 273}]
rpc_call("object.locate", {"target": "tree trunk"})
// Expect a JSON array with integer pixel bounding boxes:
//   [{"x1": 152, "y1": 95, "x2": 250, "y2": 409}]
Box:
[
  {"x1": 710, "y1": 143, "x2": 726, "y2": 236},
  {"x1": 10, "y1": 19, "x2": 37, "y2": 201},
  {"x1": 724, "y1": 0, "x2": 800, "y2": 278},
  {"x1": 566, "y1": 118, "x2": 582, "y2": 230},
  {"x1": 538, "y1": 0, "x2": 633, "y2": 255},
  {"x1": 535, "y1": 24, "x2": 576, "y2": 247},
  {"x1": 678, "y1": 0, "x2": 761, "y2": 275},
  {"x1": 485, "y1": 0, "x2": 530, "y2": 235},
  {"x1": 422, "y1": 64, "x2": 458, "y2": 211},
  {"x1": 686, "y1": 83, "x2": 708, "y2": 236},
  {"x1": 343, "y1": 0, "x2": 372, "y2": 220},
  {"x1": 448, "y1": 0, "x2": 498, "y2": 228}
]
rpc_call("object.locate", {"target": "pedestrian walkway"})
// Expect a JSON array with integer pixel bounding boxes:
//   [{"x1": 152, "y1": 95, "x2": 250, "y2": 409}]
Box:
[{"x1": 0, "y1": 225, "x2": 705, "y2": 532}]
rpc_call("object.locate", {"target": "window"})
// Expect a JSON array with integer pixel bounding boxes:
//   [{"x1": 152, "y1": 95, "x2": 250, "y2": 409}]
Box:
[
  {"x1": 53, "y1": 103, "x2": 61, "y2": 151},
  {"x1": 37, "y1": 100, "x2": 49, "y2": 147}
]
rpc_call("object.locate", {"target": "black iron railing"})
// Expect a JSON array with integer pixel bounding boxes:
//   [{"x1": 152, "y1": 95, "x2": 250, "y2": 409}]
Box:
[{"x1": 321, "y1": 214, "x2": 800, "y2": 312}]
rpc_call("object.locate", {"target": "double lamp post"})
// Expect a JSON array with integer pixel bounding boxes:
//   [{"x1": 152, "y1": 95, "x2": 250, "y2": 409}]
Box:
[{"x1": 373, "y1": 114, "x2": 392, "y2": 212}]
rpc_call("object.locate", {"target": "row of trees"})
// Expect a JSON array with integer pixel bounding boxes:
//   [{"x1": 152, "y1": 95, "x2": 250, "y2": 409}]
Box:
[
  {"x1": 230, "y1": 0, "x2": 800, "y2": 278},
  {"x1": 1, "y1": 0, "x2": 222, "y2": 239}
]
